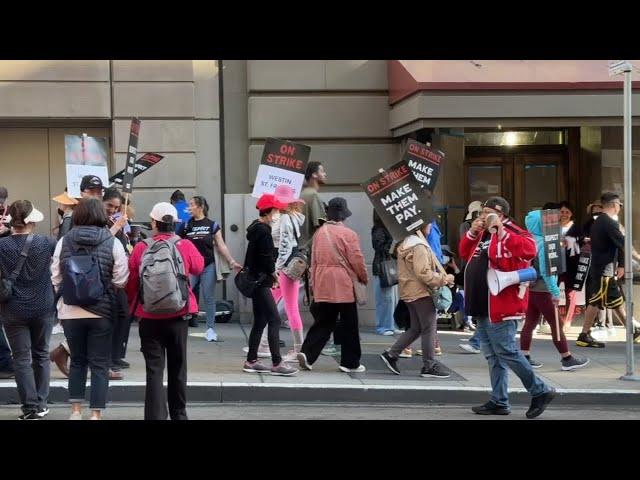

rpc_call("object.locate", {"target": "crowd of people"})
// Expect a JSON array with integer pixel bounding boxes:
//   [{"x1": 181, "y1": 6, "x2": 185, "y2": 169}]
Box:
[{"x1": 0, "y1": 159, "x2": 638, "y2": 421}]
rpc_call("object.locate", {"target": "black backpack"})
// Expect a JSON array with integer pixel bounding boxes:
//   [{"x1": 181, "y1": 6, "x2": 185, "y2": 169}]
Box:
[{"x1": 62, "y1": 236, "x2": 111, "y2": 306}]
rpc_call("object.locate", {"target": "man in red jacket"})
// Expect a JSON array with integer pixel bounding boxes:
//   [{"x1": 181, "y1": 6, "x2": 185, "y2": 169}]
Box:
[
  {"x1": 459, "y1": 196, "x2": 555, "y2": 419},
  {"x1": 127, "y1": 202, "x2": 204, "y2": 420}
]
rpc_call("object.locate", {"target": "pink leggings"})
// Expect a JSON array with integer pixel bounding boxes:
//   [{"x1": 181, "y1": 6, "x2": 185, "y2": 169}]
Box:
[
  {"x1": 271, "y1": 272, "x2": 303, "y2": 332},
  {"x1": 520, "y1": 291, "x2": 569, "y2": 355},
  {"x1": 563, "y1": 289, "x2": 577, "y2": 326}
]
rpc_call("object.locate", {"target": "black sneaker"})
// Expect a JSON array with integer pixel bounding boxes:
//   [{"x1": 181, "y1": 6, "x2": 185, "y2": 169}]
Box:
[
  {"x1": 576, "y1": 332, "x2": 605, "y2": 348},
  {"x1": 380, "y1": 351, "x2": 400, "y2": 375},
  {"x1": 36, "y1": 407, "x2": 50, "y2": 418},
  {"x1": 18, "y1": 410, "x2": 40, "y2": 420},
  {"x1": 526, "y1": 356, "x2": 543, "y2": 369},
  {"x1": 471, "y1": 401, "x2": 511, "y2": 416},
  {"x1": 561, "y1": 356, "x2": 590, "y2": 371},
  {"x1": 188, "y1": 315, "x2": 199, "y2": 328},
  {"x1": 420, "y1": 363, "x2": 450, "y2": 379},
  {"x1": 112, "y1": 359, "x2": 130, "y2": 369},
  {"x1": 526, "y1": 388, "x2": 556, "y2": 419}
]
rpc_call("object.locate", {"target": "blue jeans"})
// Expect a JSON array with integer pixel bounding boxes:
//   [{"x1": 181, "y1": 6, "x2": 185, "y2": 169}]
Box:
[
  {"x1": 475, "y1": 317, "x2": 549, "y2": 408},
  {"x1": 191, "y1": 262, "x2": 217, "y2": 330},
  {"x1": 374, "y1": 276, "x2": 396, "y2": 334},
  {"x1": 0, "y1": 325, "x2": 14, "y2": 372},
  {"x1": 468, "y1": 330, "x2": 480, "y2": 350}
]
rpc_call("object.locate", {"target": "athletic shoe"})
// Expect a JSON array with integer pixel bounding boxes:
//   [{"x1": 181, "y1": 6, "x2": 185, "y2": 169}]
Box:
[
  {"x1": 242, "y1": 346, "x2": 271, "y2": 358},
  {"x1": 420, "y1": 364, "x2": 450, "y2": 379},
  {"x1": 434, "y1": 347, "x2": 442, "y2": 356},
  {"x1": 321, "y1": 346, "x2": 339, "y2": 356},
  {"x1": 339, "y1": 364, "x2": 366, "y2": 373},
  {"x1": 297, "y1": 352, "x2": 312, "y2": 371},
  {"x1": 18, "y1": 410, "x2": 40, "y2": 420},
  {"x1": 464, "y1": 321, "x2": 476, "y2": 332},
  {"x1": 459, "y1": 343, "x2": 481, "y2": 354},
  {"x1": 526, "y1": 388, "x2": 556, "y2": 419},
  {"x1": 472, "y1": 401, "x2": 511, "y2": 416},
  {"x1": 282, "y1": 350, "x2": 299, "y2": 363},
  {"x1": 36, "y1": 407, "x2": 50, "y2": 418},
  {"x1": 109, "y1": 369, "x2": 124, "y2": 380},
  {"x1": 243, "y1": 360, "x2": 271, "y2": 374},
  {"x1": 69, "y1": 411, "x2": 83, "y2": 420},
  {"x1": 561, "y1": 356, "x2": 590, "y2": 371},
  {"x1": 526, "y1": 356, "x2": 543, "y2": 369},
  {"x1": 576, "y1": 332, "x2": 605, "y2": 348},
  {"x1": 380, "y1": 351, "x2": 400, "y2": 375},
  {"x1": 112, "y1": 359, "x2": 130, "y2": 370},
  {"x1": 188, "y1": 315, "x2": 199, "y2": 328},
  {"x1": 399, "y1": 348, "x2": 413, "y2": 358},
  {"x1": 382, "y1": 330, "x2": 395, "y2": 336},
  {"x1": 394, "y1": 329, "x2": 404, "y2": 335},
  {"x1": 205, "y1": 328, "x2": 218, "y2": 342},
  {"x1": 271, "y1": 363, "x2": 298, "y2": 376},
  {"x1": 52, "y1": 324, "x2": 64, "y2": 335}
]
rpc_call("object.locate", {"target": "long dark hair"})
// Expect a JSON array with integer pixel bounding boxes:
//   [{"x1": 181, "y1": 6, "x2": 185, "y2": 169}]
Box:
[
  {"x1": 373, "y1": 209, "x2": 385, "y2": 228},
  {"x1": 191, "y1": 196, "x2": 209, "y2": 217}
]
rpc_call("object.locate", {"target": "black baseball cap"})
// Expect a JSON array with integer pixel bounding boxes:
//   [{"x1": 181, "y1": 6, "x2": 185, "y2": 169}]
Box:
[
  {"x1": 483, "y1": 196, "x2": 511, "y2": 216},
  {"x1": 80, "y1": 175, "x2": 103, "y2": 192},
  {"x1": 600, "y1": 192, "x2": 623, "y2": 206}
]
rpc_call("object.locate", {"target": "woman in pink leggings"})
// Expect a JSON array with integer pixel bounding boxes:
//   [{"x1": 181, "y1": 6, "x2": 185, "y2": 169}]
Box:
[
  {"x1": 271, "y1": 186, "x2": 307, "y2": 363},
  {"x1": 520, "y1": 209, "x2": 589, "y2": 371}
]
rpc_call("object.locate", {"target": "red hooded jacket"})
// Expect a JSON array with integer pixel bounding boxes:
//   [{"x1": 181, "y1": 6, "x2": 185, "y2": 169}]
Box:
[{"x1": 459, "y1": 218, "x2": 537, "y2": 323}]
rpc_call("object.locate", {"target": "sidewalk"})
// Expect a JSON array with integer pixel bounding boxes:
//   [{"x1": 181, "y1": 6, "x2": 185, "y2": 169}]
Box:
[{"x1": 2, "y1": 320, "x2": 640, "y2": 406}]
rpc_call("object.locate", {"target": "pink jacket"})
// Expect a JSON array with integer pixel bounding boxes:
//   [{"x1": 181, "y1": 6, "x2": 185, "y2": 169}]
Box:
[
  {"x1": 311, "y1": 222, "x2": 368, "y2": 303},
  {"x1": 126, "y1": 234, "x2": 205, "y2": 319}
]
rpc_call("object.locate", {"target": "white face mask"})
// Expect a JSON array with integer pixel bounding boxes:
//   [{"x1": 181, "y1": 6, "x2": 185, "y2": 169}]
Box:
[
  {"x1": 612, "y1": 214, "x2": 619, "y2": 221},
  {"x1": 271, "y1": 212, "x2": 281, "y2": 223}
]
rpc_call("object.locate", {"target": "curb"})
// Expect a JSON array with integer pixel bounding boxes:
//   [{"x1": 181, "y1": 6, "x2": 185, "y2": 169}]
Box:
[{"x1": 1, "y1": 382, "x2": 639, "y2": 406}]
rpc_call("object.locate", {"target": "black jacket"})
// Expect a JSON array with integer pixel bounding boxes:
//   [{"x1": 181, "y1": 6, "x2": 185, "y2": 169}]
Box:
[
  {"x1": 590, "y1": 214, "x2": 625, "y2": 275},
  {"x1": 371, "y1": 225, "x2": 393, "y2": 277},
  {"x1": 244, "y1": 220, "x2": 275, "y2": 287}
]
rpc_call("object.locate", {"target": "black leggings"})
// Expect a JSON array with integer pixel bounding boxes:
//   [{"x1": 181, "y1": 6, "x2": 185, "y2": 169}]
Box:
[{"x1": 248, "y1": 287, "x2": 282, "y2": 365}]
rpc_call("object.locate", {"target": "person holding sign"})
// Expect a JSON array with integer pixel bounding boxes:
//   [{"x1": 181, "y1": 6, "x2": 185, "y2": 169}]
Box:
[
  {"x1": 379, "y1": 223, "x2": 453, "y2": 379},
  {"x1": 520, "y1": 209, "x2": 589, "y2": 371},
  {"x1": 577, "y1": 193, "x2": 640, "y2": 348},
  {"x1": 459, "y1": 196, "x2": 555, "y2": 418},
  {"x1": 558, "y1": 201, "x2": 581, "y2": 332}
]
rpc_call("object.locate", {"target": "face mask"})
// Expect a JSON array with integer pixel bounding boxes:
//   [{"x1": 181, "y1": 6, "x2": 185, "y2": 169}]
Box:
[{"x1": 271, "y1": 212, "x2": 281, "y2": 223}]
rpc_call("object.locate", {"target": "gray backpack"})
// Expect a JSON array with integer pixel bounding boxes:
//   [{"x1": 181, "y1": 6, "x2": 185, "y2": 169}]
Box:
[{"x1": 139, "y1": 236, "x2": 189, "y2": 314}]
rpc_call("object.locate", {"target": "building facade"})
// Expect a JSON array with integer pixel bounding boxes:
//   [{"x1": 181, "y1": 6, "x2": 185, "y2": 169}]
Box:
[{"x1": 0, "y1": 60, "x2": 637, "y2": 324}]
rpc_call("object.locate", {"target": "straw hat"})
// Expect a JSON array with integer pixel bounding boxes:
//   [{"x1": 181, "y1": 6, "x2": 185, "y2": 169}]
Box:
[{"x1": 52, "y1": 191, "x2": 78, "y2": 206}]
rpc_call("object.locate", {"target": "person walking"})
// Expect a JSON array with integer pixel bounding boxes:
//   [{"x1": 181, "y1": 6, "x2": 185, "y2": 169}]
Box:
[
  {"x1": 0, "y1": 201, "x2": 56, "y2": 419},
  {"x1": 558, "y1": 201, "x2": 581, "y2": 332},
  {"x1": 242, "y1": 194, "x2": 298, "y2": 376},
  {"x1": 519, "y1": 209, "x2": 589, "y2": 371},
  {"x1": 297, "y1": 198, "x2": 368, "y2": 373},
  {"x1": 459, "y1": 196, "x2": 556, "y2": 418},
  {"x1": 179, "y1": 195, "x2": 241, "y2": 339},
  {"x1": 380, "y1": 223, "x2": 454, "y2": 378},
  {"x1": 50, "y1": 198, "x2": 129, "y2": 420},
  {"x1": 372, "y1": 210, "x2": 398, "y2": 336},
  {"x1": 127, "y1": 202, "x2": 205, "y2": 420}
]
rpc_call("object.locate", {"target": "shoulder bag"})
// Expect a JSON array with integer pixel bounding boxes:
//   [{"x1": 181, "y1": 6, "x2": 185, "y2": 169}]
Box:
[
  {"x1": 0, "y1": 234, "x2": 34, "y2": 304},
  {"x1": 324, "y1": 226, "x2": 367, "y2": 306}
]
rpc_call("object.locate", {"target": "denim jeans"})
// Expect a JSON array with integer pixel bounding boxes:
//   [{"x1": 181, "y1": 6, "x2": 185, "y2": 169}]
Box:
[
  {"x1": 0, "y1": 325, "x2": 13, "y2": 372},
  {"x1": 475, "y1": 317, "x2": 549, "y2": 408},
  {"x1": 374, "y1": 276, "x2": 396, "y2": 334},
  {"x1": 2, "y1": 311, "x2": 52, "y2": 413},
  {"x1": 191, "y1": 262, "x2": 216, "y2": 330},
  {"x1": 64, "y1": 317, "x2": 112, "y2": 410},
  {"x1": 468, "y1": 330, "x2": 481, "y2": 350}
]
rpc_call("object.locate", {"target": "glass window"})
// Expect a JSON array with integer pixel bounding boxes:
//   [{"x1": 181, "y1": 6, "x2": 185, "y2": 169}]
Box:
[{"x1": 468, "y1": 165, "x2": 502, "y2": 202}]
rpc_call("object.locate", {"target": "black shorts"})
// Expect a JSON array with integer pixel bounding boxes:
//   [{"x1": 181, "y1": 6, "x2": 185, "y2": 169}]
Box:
[{"x1": 586, "y1": 274, "x2": 623, "y2": 310}]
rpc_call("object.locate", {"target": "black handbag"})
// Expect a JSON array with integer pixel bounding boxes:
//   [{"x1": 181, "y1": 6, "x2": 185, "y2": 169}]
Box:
[
  {"x1": 234, "y1": 269, "x2": 266, "y2": 299},
  {"x1": 0, "y1": 234, "x2": 34, "y2": 304},
  {"x1": 379, "y1": 257, "x2": 398, "y2": 288},
  {"x1": 394, "y1": 300, "x2": 410, "y2": 331}
]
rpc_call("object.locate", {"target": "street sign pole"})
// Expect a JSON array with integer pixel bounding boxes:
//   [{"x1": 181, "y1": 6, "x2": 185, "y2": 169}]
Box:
[{"x1": 613, "y1": 62, "x2": 640, "y2": 381}]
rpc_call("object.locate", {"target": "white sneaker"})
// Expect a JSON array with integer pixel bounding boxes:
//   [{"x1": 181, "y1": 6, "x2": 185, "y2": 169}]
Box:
[
  {"x1": 459, "y1": 343, "x2": 481, "y2": 354},
  {"x1": 394, "y1": 329, "x2": 404, "y2": 335},
  {"x1": 382, "y1": 331, "x2": 395, "y2": 336},
  {"x1": 69, "y1": 411, "x2": 82, "y2": 420},
  {"x1": 339, "y1": 365, "x2": 366, "y2": 373},
  {"x1": 52, "y1": 324, "x2": 64, "y2": 335},
  {"x1": 282, "y1": 350, "x2": 299, "y2": 363},
  {"x1": 241, "y1": 346, "x2": 271, "y2": 358},
  {"x1": 205, "y1": 328, "x2": 218, "y2": 342}
]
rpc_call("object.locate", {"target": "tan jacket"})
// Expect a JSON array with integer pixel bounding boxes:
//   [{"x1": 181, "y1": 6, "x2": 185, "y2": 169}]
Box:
[{"x1": 397, "y1": 234, "x2": 448, "y2": 302}]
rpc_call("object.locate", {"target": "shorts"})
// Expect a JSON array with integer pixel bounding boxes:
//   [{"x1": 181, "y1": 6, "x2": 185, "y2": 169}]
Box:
[{"x1": 586, "y1": 273, "x2": 623, "y2": 310}]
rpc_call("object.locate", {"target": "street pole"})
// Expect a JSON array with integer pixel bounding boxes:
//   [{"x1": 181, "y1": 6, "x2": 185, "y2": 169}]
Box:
[{"x1": 619, "y1": 63, "x2": 640, "y2": 381}]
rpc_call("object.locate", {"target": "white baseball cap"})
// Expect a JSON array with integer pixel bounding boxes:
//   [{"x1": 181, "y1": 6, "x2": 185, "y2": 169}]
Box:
[
  {"x1": 150, "y1": 202, "x2": 178, "y2": 223},
  {"x1": 465, "y1": 201, "x2": 483, "y2": 220}
]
